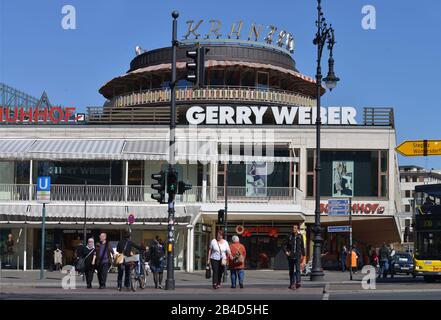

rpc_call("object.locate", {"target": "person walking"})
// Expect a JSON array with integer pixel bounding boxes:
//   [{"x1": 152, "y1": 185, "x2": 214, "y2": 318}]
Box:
[
  {"x1": 388, "y1": 244, "x2": 396, "y2": 278},
  {"x1": 207, "y1": 230, "x2": 232, "y2": 289},
  {"x1": 82, "y1": 238, "x2": 96, "y2": 289},
  {"x1": 228, "y1": 235, "x2": 246, "y2": 289},
  {"x1": 116, "y1": 231, "x2": 142, "y2": 291},
  {"x1": 378, "y1": 243, "x2": 390, "y2": 279},
  {"x1": 284, "y1": 224, "x2": 305, "y2": 289},
  {"x1": 340, "y1": 245, "x2": 348, "y2": 272},
  {"x1": 95, "y1": 233, "x2": 113, "y2": 289},
  {"x1": 5, "y1": 234, "x2": 14, "y2": 267},
  {"x1": 149, "y1": 236, "x2": 166, "y2": 289}
]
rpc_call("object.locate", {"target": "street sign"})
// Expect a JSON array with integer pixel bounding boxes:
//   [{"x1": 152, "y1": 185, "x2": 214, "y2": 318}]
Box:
[
  {"x1": 37, "y1": 176, "x2": 51, "y2": 203},
  {"x1": 328, "y1": 199, "x2": 350, "y2": 216},
  {"x1": 396, "y1": 140, "x2": 441, "y2": 157},
  {"x1": 328, "y1": 226, "x2": 351, "y2": 233},
  {"x1": 128, "y1": 214, "x2": 135, "y2": 225}
]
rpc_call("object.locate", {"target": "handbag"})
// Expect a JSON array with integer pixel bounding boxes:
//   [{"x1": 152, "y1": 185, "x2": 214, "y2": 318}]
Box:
[
  {"x1": 114, "y1": 240, "x2": 128, "y2": 266},
  {"x1": 217, "y1": 240, "x2": 227, "y2": 266},
  {"x1": 76, "y1": 248, "x2": 95, "y2": 272},
  {"x1": 205, "y1": 264, "x2": 211, "y2": 279}
]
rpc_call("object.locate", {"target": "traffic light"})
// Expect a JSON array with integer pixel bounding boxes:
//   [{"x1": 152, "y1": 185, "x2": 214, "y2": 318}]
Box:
[
  {"x1": 151, "y1": 171, "x2": 166, "y2": 203},
  {"x1": 167, "y1": 169, "x2": 178, "y2": 195},
  {"x1": 177, "y1": 181, "x2": 192, "y2": 195},
  {"x1": 185, "y1": 47, "x2": 207, "y2": 87},
  {"x1": 218, "y1": 209, "x2": 225, "y2": 225}
]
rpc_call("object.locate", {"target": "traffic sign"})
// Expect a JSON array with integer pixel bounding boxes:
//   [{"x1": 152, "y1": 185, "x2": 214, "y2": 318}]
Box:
[
  {"x1": 328, "y1": 226, "x2": 351, "y2": 233},
  {"x1": 37, "y1": 176, "x2": 51, "y2": 203},
  {"x1": 128, "y1": 214, "x2": 135, "y2": 225},
  {"x1": 328, "y1": 199, "x2": 350, "y2": 216},
  {"x1": 396, "y1": 140, "x2": 441, "y2": 157}
]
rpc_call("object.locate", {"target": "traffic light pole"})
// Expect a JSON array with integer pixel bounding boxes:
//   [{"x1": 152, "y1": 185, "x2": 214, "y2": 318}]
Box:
[
  {"x1": 223, "y1": 161, "x2": 228, "y2": 282},
  {"x1": 166, "y1": 10, "x2": 179, "y2": 291}
]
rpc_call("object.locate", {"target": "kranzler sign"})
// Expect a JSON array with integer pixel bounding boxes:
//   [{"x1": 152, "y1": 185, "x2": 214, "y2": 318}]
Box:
[{"x1": 186, "y1": 106, "x2": 357, "y2": 125}]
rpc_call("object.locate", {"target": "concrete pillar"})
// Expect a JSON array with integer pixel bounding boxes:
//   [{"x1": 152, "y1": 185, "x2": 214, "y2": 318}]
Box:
[
  {"x1": 299, "y1": 147, "x2": 307, "y2": 195},
  {"x1": 209, "y1": 162, "x2": 218, "y2": 202},
  {"x1": 186, "y1": 226, "x2": 195, "y2": 272},
  {"x1": 23, "y1": 225, "x2": 28, "y2": 271},
  {"x1": 29, "y1": 160, "x2": 33, "y2": 200},
  {"x1": 202, "y1": 163, "x2": 208, "y2": 202},
  {"x1": 124, "y1": 160, "x2": 129, "y2": 201}
]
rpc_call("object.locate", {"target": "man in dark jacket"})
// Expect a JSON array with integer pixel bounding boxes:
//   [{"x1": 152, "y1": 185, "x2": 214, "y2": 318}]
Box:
[
  {"x1": 284, "y1": 224, "x2": 305, "y2": 289},
  {"x1": 378, "y1": 243, "x2": 390, "y2": 279},
  {"x1": 95, "y1": 233, "x2": 114, "y2": 289},
  {"x1": 116, "y1": 231, "x2": 142, "y2": 291}
]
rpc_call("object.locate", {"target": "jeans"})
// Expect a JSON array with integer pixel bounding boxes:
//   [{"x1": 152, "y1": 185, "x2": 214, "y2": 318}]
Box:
[
  {"x1": 97, "y1": 263, "x2": 109, "y2": 287},
  {"x1": 84, "y1": 266, "x2": 94, "y2": 288},
  {"x1": 288, "y1": 258, "x2": 301, "y2": 285},
  {"x1": 379, "y1": 260, "x2": 389, "y2": 278},
  {"x1": 210, "y1": 259, "x2": 223, "y2": 286},
  {"x1": 230, "y1": 269, "x2": 245, "y2": 287},
  {"x1": 341, "y1": 257, "x2": 346, "y2": 272},
  {"x1": 117, "y1": 263, "x2": 130, "y2": 288}
]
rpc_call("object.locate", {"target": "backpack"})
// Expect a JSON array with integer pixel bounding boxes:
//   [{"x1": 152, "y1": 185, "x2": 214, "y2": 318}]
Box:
[{"x1": 232, "y1": 245, "x2": 245, "y2": 265}]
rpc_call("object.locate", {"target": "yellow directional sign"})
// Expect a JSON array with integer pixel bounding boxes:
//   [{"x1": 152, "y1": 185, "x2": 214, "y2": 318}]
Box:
[{"x1": 396, "y1": 140, "x2": 441, "y2": 157}]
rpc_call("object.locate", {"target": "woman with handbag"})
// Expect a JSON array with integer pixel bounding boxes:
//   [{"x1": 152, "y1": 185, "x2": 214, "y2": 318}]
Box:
[
  {"x1": 81, "y1": 238, "x2": 96, "y2": 289},
  {"x1": 228, "y1": 235, "x2": 246, "y2": 289},
  {"x1": 207, "y1": 229, "x2": 232, "y2": 289}
]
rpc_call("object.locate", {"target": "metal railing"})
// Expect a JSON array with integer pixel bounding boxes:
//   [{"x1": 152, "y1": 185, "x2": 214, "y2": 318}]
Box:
[
  {"x1": 215, "y1": 186, "x2": 297, "y2": 203},
  {"x1": 0, "y1": 184, "x2": 298, "y2": 204},
  {"x1": 363, "y1": 108, "x2": 394, "y2": 128},
  {"x1": 112, "y1": 86, "x2": 315, "y2": 108}
]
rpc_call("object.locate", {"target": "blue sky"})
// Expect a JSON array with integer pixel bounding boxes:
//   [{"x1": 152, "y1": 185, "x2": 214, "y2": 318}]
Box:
[{"x1": 1, "y1": 0, "x2": 440, "y2": 168}]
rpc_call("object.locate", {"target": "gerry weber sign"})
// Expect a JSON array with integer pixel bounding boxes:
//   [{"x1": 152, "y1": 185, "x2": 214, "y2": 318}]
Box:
[
  {"x1": 186, "y1": 106, "x2": 357, "y2": 126},
  {"x1": 183, "y1": 20, "x2": 295, "y2": 53}
]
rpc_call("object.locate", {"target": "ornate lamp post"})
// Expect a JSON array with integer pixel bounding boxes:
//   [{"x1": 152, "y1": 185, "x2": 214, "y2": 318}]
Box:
[{"x1": 310, "y1": 0, "x2": 340, "y2": 281}]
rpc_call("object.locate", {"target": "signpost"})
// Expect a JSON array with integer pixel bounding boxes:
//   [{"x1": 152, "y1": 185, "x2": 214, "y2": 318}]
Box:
[
  {"x1": 396, "y1": 140, "x2": 441, "y2": 157},
  {"x1": 37, "y1": 176, "x2": 50, "y2": 280},
  {"x1": 327, "y1": 226, "x2": 350, "y2": 233},
  {"x1": 328, "y1": 198, "x2": 353, "y2": 280}
]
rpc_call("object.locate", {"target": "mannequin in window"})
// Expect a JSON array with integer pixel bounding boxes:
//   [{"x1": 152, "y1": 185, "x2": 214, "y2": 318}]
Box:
[{"x1": 54, "y1": 244, "x2": 63, "y2": 271}]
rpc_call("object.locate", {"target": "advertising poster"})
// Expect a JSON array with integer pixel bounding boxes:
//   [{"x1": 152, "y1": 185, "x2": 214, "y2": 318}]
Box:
[
  {"x1": 246, "y1": 162, "x2": 267, "y2": 197},
  {"x1": 332, "y1": 161, "x2": 354, "y2": 197}
]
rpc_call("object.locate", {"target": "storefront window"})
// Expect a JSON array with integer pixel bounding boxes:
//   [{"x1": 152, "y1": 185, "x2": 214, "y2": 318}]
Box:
[
  {"x1": 225, "y1": 69, "x2": 240, "y2": 87},
  {"x1": 306, "y1": 150, "x2": 389, "y2": 198},
  {"x1": 208, "y1": 69, "x2": 224, "y2": 86},
  {"x1": 36, "y1": 161, "x2": 123, "y2": 185},
  {"x1": 240, "y1": 69, "x2": 255, "y2": 87},
  {"x1": 257, "y1": 72, "x2": 269, "y2": 90}
]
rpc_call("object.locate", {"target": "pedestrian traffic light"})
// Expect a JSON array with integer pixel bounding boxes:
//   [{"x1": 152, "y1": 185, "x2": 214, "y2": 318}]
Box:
[
  {"x1": 218, "y1": 209, "x2": 225, "y2": 225},
  {"x1": 185, "y1": 47, "x2": 208, "y2": 87},
  {"x1": 177, "y1": 181, "x2": 192, "y2": 195},
  {"x1": 151, "y1": 171, "x2": 166, "y2": 203},
  {"x1": 167, "y1": 169, "x2": 178, "y2": 195}
]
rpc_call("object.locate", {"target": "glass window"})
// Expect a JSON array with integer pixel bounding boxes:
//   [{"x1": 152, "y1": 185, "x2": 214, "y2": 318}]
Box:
[
  {"x1": 381, "y1": 175, "x2": 388, "y2": 197},
  {"x1": 405, "y1": 190, "x2": 411, "y2": 198},
  {"x1": 161, "y1": 72, "x2": 171, "y2": 88},
  {"x1": 381, "y1": 151, "x2": 388, "y2": 172},
  {"x1": 209, "y1": 69, "x2": 224, "y2": 86},
  {"x1": 307, "y1": 150, "x2": 314, "y2": 172},
  {"x1": 225, "y1": 69, "x2": 240, "y2": 87},
  {"x1": 241, "y1": 70, "x2": 255, "y2": 87},
  {"x1": 307, "y1": 175, "x2": 314, "y2": 197},
  {"x1": 257, "y1": 72, "x2": 269, "y2": 89},
  {"x1": 405, "y1": 205, "x2": 411, "y2": 212}
]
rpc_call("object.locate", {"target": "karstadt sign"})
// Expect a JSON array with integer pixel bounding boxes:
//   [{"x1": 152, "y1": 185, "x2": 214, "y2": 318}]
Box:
[{"x1": 186, "y1": 106, "x2": 357, "y2": 125}]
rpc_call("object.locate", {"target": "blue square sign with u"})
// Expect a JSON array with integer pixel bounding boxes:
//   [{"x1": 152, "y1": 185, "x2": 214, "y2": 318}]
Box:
[{"x1": 37, "y1": 177, "x2": 51, "y2": 191}]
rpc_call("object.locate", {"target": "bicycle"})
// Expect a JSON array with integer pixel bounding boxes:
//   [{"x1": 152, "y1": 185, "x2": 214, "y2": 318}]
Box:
[{"x1": 125, "y1": 253, "x2": 147, "y2": 291}]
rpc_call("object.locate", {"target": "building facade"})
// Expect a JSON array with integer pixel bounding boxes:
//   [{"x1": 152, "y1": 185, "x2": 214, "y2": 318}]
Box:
[{"x1": 0, "y1": 40, "x2": 403, "y2": 271}]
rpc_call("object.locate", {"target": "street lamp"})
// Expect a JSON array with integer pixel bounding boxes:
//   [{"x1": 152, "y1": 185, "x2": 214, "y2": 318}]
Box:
[{"x1": 310, "y1": 0, "x2": 339, "y2": 282}]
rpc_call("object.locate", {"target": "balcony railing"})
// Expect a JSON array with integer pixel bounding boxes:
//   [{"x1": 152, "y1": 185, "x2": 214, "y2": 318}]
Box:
[
  {"x1": 87, "y1": 86, "x2": 316, "y2": 123},
  {"x1": 0, "y1": 184, "x2": 298, "y2": 204}
]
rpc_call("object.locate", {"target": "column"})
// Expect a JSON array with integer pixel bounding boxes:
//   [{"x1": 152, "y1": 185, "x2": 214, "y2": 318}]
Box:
[
  {"x1": 124, "y1": 160, "x2": 129, "y2": 201},
  {"x1": 209, "y1": 162, "x2": 218, "y2": 202},
  {"x1": 29, "y1": 160, "x2": 33, "y2": 200},
  {"x1": 23, "y1": 225, "x2": 28, "y2": 271},
  {"x1": 202, "y1": 163, "x2": 208, "y2": 202}
]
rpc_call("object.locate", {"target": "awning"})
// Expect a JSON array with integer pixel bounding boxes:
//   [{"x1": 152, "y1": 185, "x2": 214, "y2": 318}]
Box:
[
  {"x1": 0, "y1": 203, "x2": 200, "y2": 224},
  {"x1": 0, "y1": 139, "x2": 298, "y2": 162}
]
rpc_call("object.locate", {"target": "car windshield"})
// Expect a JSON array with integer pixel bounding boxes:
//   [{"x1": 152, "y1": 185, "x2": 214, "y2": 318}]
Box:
[{"x1": 395, "y1": 253, "x2": 411, "y2": 260}]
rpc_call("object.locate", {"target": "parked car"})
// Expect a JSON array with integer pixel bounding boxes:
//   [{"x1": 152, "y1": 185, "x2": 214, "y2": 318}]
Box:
[{"x1": 390, "y1": 252, "x2": 415, "y2": 277}]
